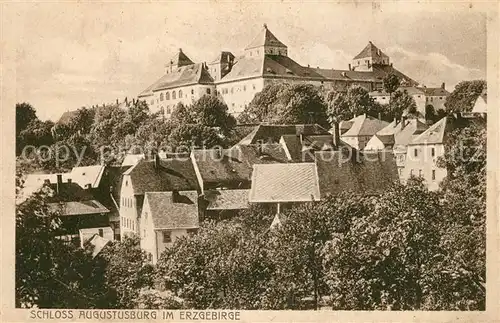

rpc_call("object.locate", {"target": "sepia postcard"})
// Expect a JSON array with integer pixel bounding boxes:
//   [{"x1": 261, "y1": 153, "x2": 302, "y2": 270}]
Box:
[{"x1": 1, "y1": 1, "x2": 499, "y2": 322}]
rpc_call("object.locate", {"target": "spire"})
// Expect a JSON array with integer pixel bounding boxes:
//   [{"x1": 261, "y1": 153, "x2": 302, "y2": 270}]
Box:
[{"x1": 245, "y1": 24, "x2": 287, "y2": 50}]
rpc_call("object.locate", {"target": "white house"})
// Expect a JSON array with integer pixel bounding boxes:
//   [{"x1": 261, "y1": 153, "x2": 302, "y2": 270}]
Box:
[
  {"x1": 140, "y1": 191, "x2": 199, "y2": 264},
  {"x1": 340, "y1": 114, "x2": 389, "y2": 150}
]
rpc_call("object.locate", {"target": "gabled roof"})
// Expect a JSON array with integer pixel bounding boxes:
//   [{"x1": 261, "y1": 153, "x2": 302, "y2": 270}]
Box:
[
  {"x1": 417, "y1": 87, "x2": 450, "y2": 97},
  {"x1": 472, "y1": 91, "x2": 487, "y2": 113},
  {"x1": 192, "y1": 144, "x2": 289, "y2": 186},
  {"x1": 368, "y1": 119, "x2": 429, "y2": 149},
  {"x1": 138, "y1": 63, "x2": 214, "y2": 97},
  {"x1": 58, "y1": 110, "x2": 79, "y2": 125},
  {"x1": 353, "y1": 41, "x2": 389, "y2": 60},
  {"x1": 238, "y1": 123, "x2": 330, "y2": 145},
  {"x1": 121, "y1": 154, "x2": 144, "y2": 166},
  {"x1": 69, "y1": 165, "x2": 106, "y2": 189},
  {"x1": 315, "y1": 150, "x2": 399, "y2": 197},
  {"x1": 409, "y1": 116, "x2": 450, "y2": 145},
  {"x1": 166, "y1": 49, "x2": 194, "y2": 68},
  {"x1": 245, "y1": 24, "x2": 287, "y2": 50},
  {"x1": 124, "y1": 158, "x2": 199, "y2": 195},
  {"x1": 341, "y1": 114, "x2": 389, "y2": 137},
  {"x1": 398, "y1": 86, "x2": 425, "y2": 96},
  {"x1": 46, "y1": 182, "x2": 95, "y2": 203},
  {"x1": 204, "y1": 189, "x2": 250, "y2": 210},
  {"x1": 144, "y1": 191, "x2": 199, "y2": 230},
  {"x1": 48, "y1": 200, "x2": 109, "y2": 216},
  {"x1": 209, "y1": 51, "x2": 235, "y2": 64},
  {"x1": 249, "y1": 163, "x2": 320, "y2": 203},
  {"x1": 280, "y1": 134, "x2": 346, "y2": 162}
]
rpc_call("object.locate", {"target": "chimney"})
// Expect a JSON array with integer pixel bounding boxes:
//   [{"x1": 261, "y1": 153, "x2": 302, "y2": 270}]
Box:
[
  {"x1": 125, "y1": 97, "x2": 128, "y2": 105},
  {"x1": 390, "y1": 63, "x2": 393, "y2": 67},
  {"x1": 179, "y1": 48, "x2": 183, "y2": 53},
  {"x1": 441, "y1": 82, "x2": 445, "y2": 89},
  {"x1": 348, "y1": 63, "x2": 351, "y2": 71},
  {"x1": 56, "y1": 174, "x2": 62, "y2": 194},
  {"x1": 172, "y1": 190, "x2": 179, "y2": 203},
  {"x1": 333, "y1": 120, "x2": 340, "y2": 148},
  {"x1": 116, "y1": 98, "x2": 119, "y2": 105},
  {"x1": 307, "y1": 64, "x2": 310, "y2": 68}
]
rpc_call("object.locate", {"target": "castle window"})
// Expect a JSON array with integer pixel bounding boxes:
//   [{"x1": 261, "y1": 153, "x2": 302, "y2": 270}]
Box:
[
  {"x1": 414, "y1": 148, "x2": 418, "y2": 157},
  {"x1": 163, "y1": 231, "x2": 172, "y2": 243},
  {"x1": 439, "y1": 97, "x2": 443, "y2": 100},
  {"x1": 166, "y1": 92, "x2": 170, "y2": 100},
  {"x1": 179, "y1": 90, "x2": 183, "y2": 98},
  {"x1": 243, "y1": 85, "x2": 246, "y2": 91},
  {"x1": 419, "y1": 169, "x2": 423, "y2": 177},
  {"x1": 172, "y1": 91, "x2": 176, "y2": 99},
  {"x1": 431, "y1": 147, "x2": 435, "y2": 157},
  {"x1": 167, "y1": 106, "x2": 172, "y2": 114},
  {"x1": 253, "y1": 84, "x2": 256, "y2": 90},
  {"x1": 160, "y1": 93, "x2": 164, "y2": 101},
  {"x1": 191, "y1": 89, "x2": 194, "y2": 95},
  {"x1": 231, "y1": 87, "x2": 234, "y2": 94},
  {"x1": 432, "y1": 170, "x2": 436, "y2": 180},
  {"x1": 160, "y1": 106, "x2": 164, "y2": 115},
  {"x1": 206, "y1": 88, "x2": 211, "y2": 95}
]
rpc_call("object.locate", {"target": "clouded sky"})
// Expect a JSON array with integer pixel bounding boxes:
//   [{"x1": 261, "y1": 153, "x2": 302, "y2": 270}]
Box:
[{"x1": 5, "y1": 2, "x2": 488, "y2": 121}]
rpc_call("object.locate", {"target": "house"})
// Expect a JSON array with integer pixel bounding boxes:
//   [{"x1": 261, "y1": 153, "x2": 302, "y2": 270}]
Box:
[
  {"x1": 190, "y1": 144, "x2": 289, "y2": 193},
  {"x1": 472, "y1": 90, "x2": 487, "y2": 114},
  {"x1": 79, "y1": 227, "x2": 114, "y2": 249},
  {"x1": 84, "y1": 234, "x2": 112, "y2": 259},
  {"x1": 201, "y1": 189, "x2": 250, "y2": 221},
  {"x1": 139, "y1": 24, "x2": 417, "y2": 117},
  {"x1": 364, "y1": 118, "x2": 429, "y2": 178},
  {"x1": 119, "y1": 155, "x2": 199, "y2": 239},
  {"x1": 403, "y1": 115, "x2": 485, "y2": 191},
  {"x1": 315, "y1": 149, "x2": 399, "y2": 198},
  {"x1": 237, "y1": 124, "x2": 330, "y2": 145},
  {"x1": 140, "y1": 191, "x2": 199, "y2": 264},
  {"x1": 340, "y1": 114, "x2": 390, "y2": 150},
  {"x1": 249, "y1": 163, "x2": 321, "y2": 214},
  {"x1": 45, "y1": 175, "x2": 111, "y2": 246},
  {"x1": 419, "y1": 84, "x2": 450, "y2": 112}
]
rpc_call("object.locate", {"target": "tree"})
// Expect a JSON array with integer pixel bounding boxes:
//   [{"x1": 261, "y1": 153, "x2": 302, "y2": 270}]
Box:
[
  {"x1": 16, "y1": 102, "x2": 38, "y2": 137},
  {"x1": 444, "y1": 80, "x2": 486, "y2": 113},
  {"x1": 190, "y1": 95, "x2": 236, "y2": 137},
  {"x1": 383, "y1": 73, "x2": 401, "y2": 97},
  {"x1": 326, "y1": 86, "x2": 381, "y2": 122},
  {"x1": 98, "y1": 235, "x2": 155, "y2": 308},
  {"x1": 239, "y1": 84, "x2": 329, "y2": 127},
  {"x1": 387, "y1": 89, "x2": 418, "y2": 120},
  {"x1": 18, "y1": 119, "x2": 55, "y2": 148},
  {"x1": 128, "y1": 100, "x2": 150, "y2": 131},
  {"x1": 69, "y1": 107, "x2": 96, "y2": 135},
  {"x1": 168, "y1": 124, "x2": 225, "y2": 151},
  {"x1": 16, "y1": 187, "x2": 107, "y2": 308}
]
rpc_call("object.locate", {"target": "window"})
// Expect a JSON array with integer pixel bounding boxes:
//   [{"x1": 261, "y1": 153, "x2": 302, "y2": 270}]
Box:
[
  {"x1": 432, "y1": 170, "x2": 436, "y2": 180},
  {"x1": 410, "y1": 169, "x2": 414, "y2": 176},
  {"x1": 431, "y1": 147, "x2": 435, "y2": 157},
  {"x1": 166, "y1": 92, "x2": 170, "y2": 100},
  {"x1": 430, "y1": 97, "x2": 434, "y2": 102},
  {"x1": 252, "y1": 84, "x2": 256, "y2": 90},
  {"x1": 439, "y1": 97, "x2": 443, "y2": 100},
  {"x1": 160, "y1": 106, "x2": 164, "y2": 115},
  {"x1": 125, "y1": 180, "x2": 128, "y2": 186},
  {"x1": 399, "y1": 168, "x2": 402, "y2": 176},
  {"x1": 206, "y1": 88, "x2": 211, "y2": 95},
  {"x1": 167, "y1": 106, "x2": 172, "y2": 114},
  {"x1": 382, "y1": 97, "x2": 386, "y2": 100},
  {"x1": 172, "y1": 91, "x2": 176, "y2": 99},
  {"x1": 191, "y1": 89, "x2": 194, "y2": 95},
  {"x1": 98, "y1": 229, "x2": 103, "y2": 237},
  {"x1": 143, "y1": 229, "x2": 146, "y2": 237},
  {"x1": 163, "y1": 231, "x2": 172, "y2": 243},
  {"x1": 419, "y1": 169, "x2": 423, "y2": 177},
  {"x1": 179, "y1": 90, "x2": 183, "y2": 98},
  {"x1": 231, "y1": 87, "x2": 234, "y2": 94},
  {"x1": 414, "y1": 148, "x2": 418, "y2": 157},
  {"x1": 243, "y1": 85, "x2": 246, "y2": 91},
  {"x1": 160, "y1": 93, "x2": 164, "y2": 101},
  {"x1": 150, "y1": 99, "x2": 154, "y2": 105}
]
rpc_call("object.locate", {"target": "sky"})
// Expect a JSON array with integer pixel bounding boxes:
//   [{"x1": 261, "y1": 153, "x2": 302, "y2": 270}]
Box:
[{"x1": 5, "y1": 2, "x2": 489, "y2": 121}]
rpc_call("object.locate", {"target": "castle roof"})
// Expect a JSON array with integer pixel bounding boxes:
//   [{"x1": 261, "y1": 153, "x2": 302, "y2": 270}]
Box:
[
  {"x1": 167, "y1": 48, "x2": 194, "y2": 67},
  {"x1": 353, "y1": 41, "x2": 389, "y2": 60},
  {"x1": 245, "y1": 24, "x2": 287, "y2": 50}
]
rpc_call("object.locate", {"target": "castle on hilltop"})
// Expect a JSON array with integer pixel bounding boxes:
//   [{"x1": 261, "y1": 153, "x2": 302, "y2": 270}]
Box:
[{"x1": 138, "y1": 24, "x2": 418, "y2": 118}]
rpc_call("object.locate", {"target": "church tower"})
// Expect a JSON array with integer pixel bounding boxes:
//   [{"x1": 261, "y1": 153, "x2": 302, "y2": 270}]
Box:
[
  {"x1": 351, "y1": 41, "x2": 390, "y2": 71},
  {"x1": 244, "y1": 24, "x2": 288, "y2": 58}
]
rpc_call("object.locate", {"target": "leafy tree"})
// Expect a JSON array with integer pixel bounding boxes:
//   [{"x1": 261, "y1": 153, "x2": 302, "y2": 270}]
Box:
[
  {"x1": 323, "y1": 179, "x2": 443, "y2": 310},
  {"x1": 168, "y1": 124, "x2": 224, "y2": 151},
  {"x1": 98, "y1": 235, "x2": 155, "y2": 308},
  {"x1": 190, "y1": 95, "x2": 236, "y2": 137},
  {"x1": 18, "y1": 119, "x2": 55, "y2": 148},
  {"x1": 68, "y1": 107, "x2": 96, "y2": 135},
  {"x1": 16, "y1": 188, "x2": 107, "y2": 308},
  {"x1": 128, "y1": 100, "x2": 150, "y2": 131},
  {"x1": 170, "y1": 102, "x2": 194, "y2": 125},
  {"x1": 16, "y1": 102, "x2": 38, "y2": 137},
  {"x1": 239, "y1": 84, "x2": 329, "y2": 127},
  {"x1": 387, "y1": 89, "x2": 418, "y2": 120},
  {"x1": 444, "y1": 80, "x2": 486, "y2": 112},
  {"x1": 383, "y1": 73, "x2": 401, "y2": 97},
  {"x1": 326, "y1": 86, "x2": 381, "y2": 122}
]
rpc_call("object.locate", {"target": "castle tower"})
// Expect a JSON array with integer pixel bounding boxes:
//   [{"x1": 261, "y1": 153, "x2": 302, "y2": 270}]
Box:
[
  {"x1": 208, "y1": 51, "x2": 235, "y2": 81},
  {"x1": 165, "y1": 48, "x2": 194, "y2": 74},
  {"x1": 351, "y1": 41, "x2": 390, "y2": 71},
  {"x1": 244, "y1": 24, "x2": 288, "y2": 58}
]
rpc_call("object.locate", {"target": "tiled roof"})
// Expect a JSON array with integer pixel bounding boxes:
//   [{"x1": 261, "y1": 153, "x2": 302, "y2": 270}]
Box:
[
  {"x1": 238, "y1": 123, "x2": 330, "y2": 145},
  {"x1": 125, "y1": 158, "x2": 199, "y2": 195},
  {"x1": 393, "y1": 119, "x2": 429, "y2": 148},
  {"x1": 166, "y1": 49, "x2": 194, "y2": 68},
  {"x1": 192, "y1": 144, "x2": 289, "y2": 186},
  {"x1": 314, "y1": 68, "x2": 381, "y2": 82},
  {"x1": 353, "y1": 41, "x2": 389, "y2": 60},
  {"x1": 121, "y1": 154, "x2": 144, "y2": 166},
  {"x1": 245, "y1": 25, "x2": 287, "y2": 50},
  {"x1": 280, "y1": 134, "x2": 345, "y2": 162},
  {"x1": 209, "y1": 51, "x2": 235, "y2": 64},
  {"x1": 399, "y1": 86, "x2": 425, "y2": 96},
  {"x1": 138, "y1": 63, "x2": 214, "y2": 97},
  {"x1": 249, "y1": 163, "x2": 320, "y2": 203},
  {"x1": 341, "y1": 114, "x2": 389, "y2": 137},
  {"x1": 144, "y1": 191, "x2": 199, "y2": 230},
  {"x1": 58, "y1": 110, "x2": 79, "y2": 125},
  {"x1": 372, "y1": 65, "x2": 419, "y2": 87},
  {"x1": 417, "y1": 87, "x2": 450, "y2": 97},
  {"x1": 204, "y1": 189, "x2": 250, "y2": 210},
  {"x1": 315, "y1": 150, "x2": 399, "y2": 197},
  {"x1": 48, "y1": 200, "x2": 110, "y2": 216},
  {"x1": 69, "y1": 165, "x2": 106, "y2": 189},
  {"x1": 46, "y1": 182, "x2": 95, "y2": 202}
]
